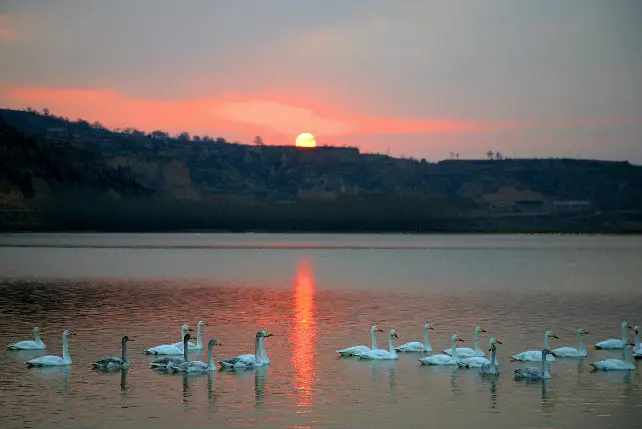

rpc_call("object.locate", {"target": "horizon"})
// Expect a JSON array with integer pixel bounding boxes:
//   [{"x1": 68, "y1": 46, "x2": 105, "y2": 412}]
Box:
[{"x1": 1, "y1": 1, "x2": 641, "y2": 163}]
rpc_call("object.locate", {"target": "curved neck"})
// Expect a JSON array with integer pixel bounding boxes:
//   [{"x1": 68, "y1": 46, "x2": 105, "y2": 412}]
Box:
[
  {"x1": 62, "y1": 334, "x2": 70, "y2": 361},
  {"x1": 577, "y1": 332, "x2": 585, "y2": 352},
  {"x1": 196, "y1": 325, "x2": 203, "y2": 348},
  {"x1": 183, "y1": 338, "x2": 189, "y2": 361},
  {"x1": 254, "y1": 336, "x2": 261, "y2": 363},
  {"x1": 543, "y1": 334, "x2": 550, "y2": 349},
  {"x1": 423, "y1": 328, "x2": 431, "y2": 348},
  {"x1": 451, "y1": 338, "x2": 458, "y2": 360},
  {"x1": 490, "y1": 347, "x2": 496, "y2": 364},
  {"x1": 621, "y1": 324, "x2": 627, "y2": 342},
  {"x1": 371, "y1": 330, "x2": 377, "y2": 350},
  {"x1": 121, "y1": 339, "x2": 129, "y2": 363},
  {"x1": 207, "y1": 343, "x2": 214, "y2": 368},
  {"x1": 474, "y1": 330, "x2": 481, "y2": 352}
]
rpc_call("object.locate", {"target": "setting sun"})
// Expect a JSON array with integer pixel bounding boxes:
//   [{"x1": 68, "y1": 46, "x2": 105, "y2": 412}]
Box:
[{"x1": 296, "y1": 132, "x2": 317, "y2": 148}]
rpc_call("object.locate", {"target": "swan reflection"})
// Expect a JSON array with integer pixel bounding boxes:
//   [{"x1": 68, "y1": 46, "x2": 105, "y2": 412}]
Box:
[
  {"x1": 254, "y1": 366, "x2": 269, "y2": 408},
  {"x1": 292, "y1": 258, "x2": 317, "y2": 408},
  {"x1": 120, "y1": 368, "x2": 129, "y2": 391}
]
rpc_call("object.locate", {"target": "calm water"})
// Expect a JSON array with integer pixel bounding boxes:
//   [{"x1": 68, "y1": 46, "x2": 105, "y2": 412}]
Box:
[{"x1": 1, "y1": 233, "x2": 641, "y2": 429}]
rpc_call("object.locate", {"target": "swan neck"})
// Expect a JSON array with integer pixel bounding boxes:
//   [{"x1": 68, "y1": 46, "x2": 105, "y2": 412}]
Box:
[
  {"x1": 634, "y1": 332, "x2": 640, "y2": 348},
  {"x1": 451, "y1": 338, "x2": 458, "y2": 360},
  {"x1": 197, "y1": 325, "x2": 203, "y2": 348},
  {"x1": 183, "y1": 337, "x2": 189, "y2": 361},
  {"x1": 623, "y1": 346, "x2": 631, "y2": 363},
  {"x1": 621, "y1": 324, "x2": 627, "y2": 342},
  {"x1": 34, "y1": 331, "x2": 42, "y2": 344},
  {"x1": 254, "y1": 336, "x2": 261, "y2": 363},
  {"x1": 122, "y1": 339, "x2": 129, "y2": 363},
  {"x1": 544, "y1": 334, "x2": 550, "y2": 349},
  {"x1": 260, "y1": 337, "x2": 269, "y2": 361},
  {"x1": 62, "y1": 333, "x2": 70, "y2": 361},
  {"x1": 578, "y1": 332, "x2": 585, "y2": 352},
  {"x1": 490, "y1": 348, "x2": 496, "y2": 363},
  {"x1": 474, "y1": 330, "x2": 480, "y2": 351},
  {"x1": 541, "y1": 351, "x2": 548, "y2": 376},
  {"x1": 423, "y1": 329, "x2": 430, "y2": 348},
  {"x1": 371, "y1": 330, "x2": 377, "y2": 350},
  {"x1": 388, "y1": 334, "x2": 396, "y2": 355},
  {"x1": 207, "y1": 342, "x2": 214, "y2": 368}
]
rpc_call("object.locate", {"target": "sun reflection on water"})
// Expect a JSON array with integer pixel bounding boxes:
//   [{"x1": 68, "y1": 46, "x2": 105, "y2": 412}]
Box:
[{"x1": 292, "y1": 258, "x2": 317, "y2": 408}]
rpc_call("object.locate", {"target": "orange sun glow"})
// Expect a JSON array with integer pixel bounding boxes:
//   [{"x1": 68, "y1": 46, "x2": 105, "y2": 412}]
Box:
[{"x1": 295, "y1": 132, "x2": 317, "y2": 148}]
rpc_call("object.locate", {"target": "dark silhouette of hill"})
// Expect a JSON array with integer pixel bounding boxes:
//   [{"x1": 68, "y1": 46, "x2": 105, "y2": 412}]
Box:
[{"x1": 1, "y1": 108, "x2": 641, "y2": 232}]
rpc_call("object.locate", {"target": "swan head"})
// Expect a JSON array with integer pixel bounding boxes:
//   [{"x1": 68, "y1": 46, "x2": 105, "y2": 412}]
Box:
[
  {"x1": 543, "y1": 348, "x2": 558, "y2": 358},
  {"x1": 371, "y1": 326, "x2": 384, "y2": 334},
  {"x1": 622, "y1": 321, "x2": 631, "y2": 329},
  {"x1": 635, "y1": 326, "x2": 639, "y2": 334},
  {"x1": 451, "y1": 334, "x2": 464, "y2": 343},
  {"x1": 33, "y1": 327, "x2": 41, "y2": 335},
  {"x1": 257, "y1": 330, "x2": 273, "y2": 338},
  {"x1": 198, "y1": 321, "x2": 206, "y2": 328},
  {"x1": 63, "y1": 330, "x2": 75, "y2": 338},
  {"x1": 578, "y1": 328, "x2": 590, "y2": 335},
  {"x1": 545, "y1": 331, "x2": 559, "y2": 339},
  {"x1": 424, "y1": 323, "x2": 434, "y2": 331},
  {"x1": 183, "y1": 333, "x2": 195, "y2": 342},
  {"x1": 121, "y1": 336, "x2": 134, "y2": 343},
  {"x1": 389, "y1": 329, "x2": 399, "y2": 339},
  {"x1": 475, "y1": 326, "x2": 487, "y2": 333},
  {"x1": 181, "y1": 324, "x2": 193, "y2": 333},
  {"x1": 208, "y1": 338, "x2": 221, "y2": 347}
]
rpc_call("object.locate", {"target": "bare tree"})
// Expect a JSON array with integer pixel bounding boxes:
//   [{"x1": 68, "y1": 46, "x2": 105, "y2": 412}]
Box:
[
  {"x1": 495, "y1": 151, "x2": 503, "y2": 160},
  {"x1": 486, "y1": 150, "x2": 494, "y2": 160},
  {"x1": 253, "y1": 135, "x2": 264, "y2": 146}
]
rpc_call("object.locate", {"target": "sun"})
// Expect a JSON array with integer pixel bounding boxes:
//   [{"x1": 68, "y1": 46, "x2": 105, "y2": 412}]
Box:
[{"x1": 296, "y1": 132, "x2": 316, "y2": 148}]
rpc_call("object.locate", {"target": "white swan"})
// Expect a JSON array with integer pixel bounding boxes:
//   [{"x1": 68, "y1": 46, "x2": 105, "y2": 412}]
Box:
[
  {"x1": 480, "y1": 338, "x2": 501, "y2": 374},
  {"x1": 150, "y1": 334, "x2": 194, "y2": 369},
  {"x1": 171, "y1": 321, "x2": 206, "y2": 350},
  {"x1": 396, "y1": 323, "x2": 433, "y2": 352},
  {"x1": 458, "y1": 338, "x2": 503, "y2": 369},
  {"x1": 91, "y1": 336, "x2": 134, "y2": 370},
  {"x1": 168, "y1": 339, "x2": 221, "y2": 372},
  {"x1": 553, "y1": 328, "x2": 589, "y2": 358},
  {"x1": 145, "y1": 324, "x2": 193, "y2": 355},
  {"x1": 595, "y1": 320, "x2": 631, "y2": 349},
  {"x1": 514, "y1": 349, "x2": 557, "y2": 380},
  {"x1": 356, "y1": 329, "x2": 399, "y2": 360},
  {"x1": 8, "y1": 327, "x2": 46, "y2": 350},
  {"x1": 590, "y1": 341, "x2": 635, "y2": 371},
  {"x1": 419, "y1": 334, "x2": 464, "y2": 365},
  {"x1": 337, "y1": 325, "x2": 383, "y2": 356},
  {"x1": 25, "y1": 330, "x2": 74, "y2": 367},
  {"x1": 511, "y1": 331, "x2": 559, "y2": 362},
  {"x1": 442, "y1": 326, "x2": 486, "y2": 358},
  {"x1": 219, "y1": 331, "x2": 272, "y2": 369}
]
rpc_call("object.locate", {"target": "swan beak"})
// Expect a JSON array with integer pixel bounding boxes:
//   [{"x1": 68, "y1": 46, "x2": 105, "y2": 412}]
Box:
[
  {"x1": 129, "y1": 338, "x2": 134, "y2": 342},
  {"x1": 377, "y1": 328, "x2": 384, "y2": 332},
  {"x1": 430, "y1": 325, "x2": 435, "y2": 330},
  {"x1": 550, "y1": 351, "x2": 558, "y2": 357},
  {"x1": 188, "y1": 328, "x2": 194, "y2": 331},
  {"x1": 481, "y1": 329, "x2": 487, "y2": 333},
  {"x1": 552, "y1": 334, "x2": 559, "y2": 339},
  {"x1": 496, "y1": 340, "x2": 503, "y2": 344},
  {"x1": 458, "y1": 337, "x2": 464, "y2": 342},
  {"x1": 583, "y1": 331, "x2": 590, "y2": 335},
  {"x1": 393, "y1": 333, "x2": 399, "y2": 338}
]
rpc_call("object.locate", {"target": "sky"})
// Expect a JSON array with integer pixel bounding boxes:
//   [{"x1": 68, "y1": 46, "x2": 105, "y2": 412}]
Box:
[{"x1": 0, "y1": 0, "x2": 641, "y2": 162}]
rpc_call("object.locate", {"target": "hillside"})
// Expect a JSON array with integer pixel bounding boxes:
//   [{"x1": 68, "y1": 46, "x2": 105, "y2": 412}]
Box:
[{"x1": 1, "y1": 108, "x2": 641, "y2": 232}]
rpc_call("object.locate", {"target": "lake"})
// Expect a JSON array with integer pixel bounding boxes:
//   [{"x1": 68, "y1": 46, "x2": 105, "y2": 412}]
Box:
[{"x1": 1, "y1": 233, "x2": 641, "y2": 429}]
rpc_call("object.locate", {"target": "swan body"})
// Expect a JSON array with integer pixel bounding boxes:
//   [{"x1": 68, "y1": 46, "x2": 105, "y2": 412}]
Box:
[
  {"x1": 8, "y1": 327, "x2": 46, "y2": 350},
  {"x1": 591, "y1": 342, "x2": 635, "y2": 371},
  {"x1": 515, "y1": 349, "x2": 557, "y2": 380},
  {"x1": 511, "y1": 331, "x2": 558, "y2": 362},
  {"x1": 595, "y1": 321, "x2": 631, "y2": 350},
  {"x1": 91, "y1": 336, "x2": 134, "y2": 370},
  {"x1": 553, "y1": 328, "x2": 589, "y2": 358},
  {"x1": 219, "y1": 331, "x2": 272, "y2": 369},
  {"x1": 356, "y1": 329, "x2": 399, "y2": 360},
  {"x1": 25, "y1": 330, "x2": 74, "y2": 367},
  {"x1": 168, "y1": 339, "x2": 220, "y2": 372},
  {"x1": 480, "y1": 339, "x2": 501, "y2": 374},
  {"x1": 443, "y1": 326, "x2": 486, "y2": 358},
  {"x1": 151, "y1": 334, "x2": 194, "y2": 369},
  {"x1": 171, "y1": 321, "x2": 206, "y2": 350},
  {"x1": 145, "y1": 324, "x2": 193, "y2": 355},
  {"x1": 419, "y1": 334, "x2": 464, "y2": 365},
  {"x1": 396, "y1": 323, "x2": 433, "y2": 352},
  {"x1": 632, "y1": 327, "x2": 642, "y2": 358},
  {"x1": 459, "y1": 338, "x2": 502, "y2": 369},
  {"x1": 337, "y1": 325, "x2": 383, "y2": 356}
]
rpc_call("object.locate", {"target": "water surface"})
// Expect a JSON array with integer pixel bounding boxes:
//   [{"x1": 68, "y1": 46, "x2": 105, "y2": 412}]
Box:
[{"x1": 1, "y1": 233, "x2": 641, "y2": 428}]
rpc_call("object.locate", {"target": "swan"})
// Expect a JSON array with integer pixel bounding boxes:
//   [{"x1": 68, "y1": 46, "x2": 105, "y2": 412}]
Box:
[
  {"x1": 442, "y1": 326, "x2": 486, "y2": 358},
  {"x1": 632, "y1": 326, "x2": 641, "y2": 358},
  {"x1": 171, "y1": 321, "x2": 206, "y2": 350},
  {"x1": 337, "y1": 325, "x2": 383, "y2": 356},
  {"x1": 91, "y1": 336, "x2": 134, "y2": 370},
  {"x1": 168, "y1": 339, "x2": 221, "y2": 373},
  {"x1": 145, "y1": 324, "x2": 193, "y2": 355},
  {"x1": 150, "y1": 334, "x2": 195, "y2": 369},
  {"x1": 395, "y1": 323, "x2": 434, "y2": 352},
  {"x1": 511, "y1": 331, "x2": 559, "y2": 362},
  {"x1": 458, "y1": 338, "x2": 503, "y2": 369},
  {"x1": 419, "y1": 334, "x2": 464, "y2": 365},
  {"x1": 25, "y1": 330, "x2": 74, "y2": 367},
  {"x1": 356, "y1": 329, "x2": 399, "y2": 360},
  {"x1": 553, "y1": 328, "x2": 589, "y2": 358},
  {"x1": 595, "y1": 321, "x2": 631, "y2": 349},
  {"x1": 590, "y1": 341, "x2": 635, "y2": 371},
  {"x1": 514, "y1": 349, "x2": 558, "y2": 380},
  {"x1": 480, "y1": 338, "x2": 501, "y2": 374},
  {"x1": 8, "y1": 327, "x2": 46, "y2": 350},
  {"x1": 219, "y1": 331, "x2": 273, "y2": 369}
]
